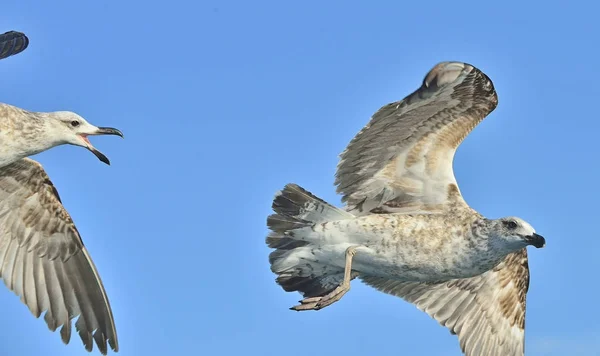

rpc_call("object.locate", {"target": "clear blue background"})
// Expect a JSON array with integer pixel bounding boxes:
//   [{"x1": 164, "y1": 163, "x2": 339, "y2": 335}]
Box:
[{"x1": 0, "y1": 1, "x2": 598, "y2": 355}]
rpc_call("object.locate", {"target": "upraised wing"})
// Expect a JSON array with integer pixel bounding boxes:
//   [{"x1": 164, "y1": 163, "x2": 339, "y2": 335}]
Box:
[
  {"x1": 338, "y1": 62, "x2": 532, "y2": 355},
  {"x1": 0, "y1": 158, "x2": 118, "y2": 354},
  {"x1": 361, "y1": 249, "x2": 530, "y2": 356},
  {"x1": 0, "y1": 31, "x2": 29, "y2": 60},
  {"x1": 335, "y1": 62, "x2": 498, "y2": 214}
]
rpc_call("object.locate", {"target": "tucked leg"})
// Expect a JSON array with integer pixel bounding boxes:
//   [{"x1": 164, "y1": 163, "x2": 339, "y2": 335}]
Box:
[{"x1": 291, "y1": 246, "x2": 358, "y2": 311}]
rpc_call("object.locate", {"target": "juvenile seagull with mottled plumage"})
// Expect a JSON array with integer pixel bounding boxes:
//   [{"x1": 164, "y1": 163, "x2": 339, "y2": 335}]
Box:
[
  {"x1": 266, "y1": 62, "x2": 545, "y2": 356},
  {"x1": 0, "y1": 102, "x2": 123, "y2": 354},
  {"x1": 0, "y1": 30, "x2": 122, "y2": 355}
]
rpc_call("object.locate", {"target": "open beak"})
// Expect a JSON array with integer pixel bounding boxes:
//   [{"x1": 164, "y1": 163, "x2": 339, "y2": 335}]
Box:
[
  {"x1": 79, "y1": 127, "x2": 124, "y2": 165},
  {"x1": 526, "y1": 233, "x2": 546, "y2": 248}
]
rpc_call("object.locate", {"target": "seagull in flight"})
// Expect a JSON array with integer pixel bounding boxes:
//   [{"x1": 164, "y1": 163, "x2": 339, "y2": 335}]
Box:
[
  {"x1": 0, "y1": 30, "x2": 122, "y2": 354},
  {"x1": 266, "y1": 62, "x2": 545, "y2": 356}
]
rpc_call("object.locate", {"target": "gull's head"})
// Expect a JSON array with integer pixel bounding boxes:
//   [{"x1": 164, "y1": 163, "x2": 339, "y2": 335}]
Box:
[
  {"x1": 491, "y1": 217, "x2": 545, "y2": 249},
  {"x1": 51, "y1": 111, "x2": 123, "y2": 165}
]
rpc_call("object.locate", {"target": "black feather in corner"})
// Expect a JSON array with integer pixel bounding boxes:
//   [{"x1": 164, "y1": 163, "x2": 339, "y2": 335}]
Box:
[{"x1": 0, "y1": 31, "x2": 29, "y2": 60}]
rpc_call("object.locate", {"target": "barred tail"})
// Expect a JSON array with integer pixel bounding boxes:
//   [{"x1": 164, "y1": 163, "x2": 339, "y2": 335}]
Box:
[{"x1": 266, "y1": 183, "x2": 352, "y2": 297}]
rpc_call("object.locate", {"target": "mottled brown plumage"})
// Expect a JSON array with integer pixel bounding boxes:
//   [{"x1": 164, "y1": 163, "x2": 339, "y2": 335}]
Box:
[
  {"x1": 335, "y1": 62, "x2": 497, "y2": 214},
  {"x1": 332, "y1": 62, "x2": 534, "y2": 355},
  {"x1": 0, "y1": 31, "x2": 120, "y2": 353},
  {"x1": 266, "y1": 62, "x2": 543, "y2": 356},
  {"x1": 361, "y1": 249, "x2": 529, "y2": 356},
  {"x1": 0, "y1": 159, "x2": 118, "y2": 353}
]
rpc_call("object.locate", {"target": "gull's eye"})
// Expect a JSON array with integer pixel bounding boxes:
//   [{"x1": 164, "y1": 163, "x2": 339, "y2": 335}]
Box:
[
  {"x1": 70, "y1": 120, "x2": 80, "y2": 127},
  {"x1": 504, "y1": 220, "x2": 518, "y2": 230}
]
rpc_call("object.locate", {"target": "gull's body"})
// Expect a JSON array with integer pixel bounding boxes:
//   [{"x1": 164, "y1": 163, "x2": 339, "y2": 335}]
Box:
[
  {"x1": 283, "y1": 210, "x2": 512, "y2": 282},
  {"x1": 266, "y1": 62, "x2": 545, "y2": 356},
  {"x1": 0, "y1": 32, "x2": 122, "y2": 354}
]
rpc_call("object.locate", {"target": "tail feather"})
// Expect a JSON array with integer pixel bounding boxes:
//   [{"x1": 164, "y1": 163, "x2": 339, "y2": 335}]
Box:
[
  {"x1": 266, "y1": 183, "x2": 353, "y2": 297},
  {"x1": 267, "y1": 183, "x2": 351, "y2": 232}
]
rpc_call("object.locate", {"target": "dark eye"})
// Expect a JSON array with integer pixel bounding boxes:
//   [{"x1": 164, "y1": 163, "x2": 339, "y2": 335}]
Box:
[
  {"x1": 504, "y1": 220, "x2": 518, "y2": 230},
  {"x1": 70, "y1": 120, "x2": 80, "y2": 127}
]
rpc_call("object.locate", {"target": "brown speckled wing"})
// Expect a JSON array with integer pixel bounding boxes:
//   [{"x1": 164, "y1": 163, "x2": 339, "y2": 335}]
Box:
[
  {"x1": 335, "y1": 62, "x2": 498, "y2": 214},
  {"x1": 0, "y1": 158, "x2": 118, "y2": 354},
  {"x1": 361, "y1": 249, "x2": 529, "y2": 356}
]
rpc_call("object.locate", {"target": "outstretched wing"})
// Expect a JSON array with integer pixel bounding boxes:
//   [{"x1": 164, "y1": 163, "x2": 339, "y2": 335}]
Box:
[
  {"x1": 0, "y1": 31, "x2": 29, "y2": 60},
  {"x1": 335, "y1": 62, "x2": 498, "y2": 214},
  {"x1": 0, "y1": 158, "x2": 118, "y2": 354},
  {"x1": 336, "y1": 62, "x2": 532, "y2": 355},
  {"x1": 361, "y1": 250, "x2": 529, "y2": 356}
]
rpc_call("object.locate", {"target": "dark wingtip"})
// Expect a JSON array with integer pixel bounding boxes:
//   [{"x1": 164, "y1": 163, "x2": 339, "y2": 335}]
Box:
[
  {"x1": 423, "y1": 62, "x2": 471, "y2": 89},
  {"x1": 0, "y1": 30, "x2": 29, "y2": 60},
  {"x1": 422, "y1": 61, "x2": 498, "y2": 112}
]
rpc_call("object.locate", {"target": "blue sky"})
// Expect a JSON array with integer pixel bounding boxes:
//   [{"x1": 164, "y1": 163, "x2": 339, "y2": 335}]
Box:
[{"x1": 0, "y1": 1, "x2": 599, "y2": 355}]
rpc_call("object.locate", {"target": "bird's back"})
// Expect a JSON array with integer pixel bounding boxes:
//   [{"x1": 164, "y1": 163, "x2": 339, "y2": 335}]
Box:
[{"x1": 0, "y1": 104, "x2": 50, "y2": 168}]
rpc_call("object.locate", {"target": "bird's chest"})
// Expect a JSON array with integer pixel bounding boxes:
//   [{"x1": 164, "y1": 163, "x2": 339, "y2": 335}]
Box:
[{"x1": 442, "y1": 246, "x2": 504, "y2": 278}]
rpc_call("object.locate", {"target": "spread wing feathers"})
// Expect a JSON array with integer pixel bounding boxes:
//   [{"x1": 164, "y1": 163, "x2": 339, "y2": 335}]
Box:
[
  {"x1": 335, "y1": 62, "x2": 498, "y2": 214},
  {"x1": 0, "y1": 31, "x2": 29, "y2": 60},
  {"x1": 0, "y1": 158, "x2": 118, "y2": 354},
  {"x1": 361, "y1": 249, "x2": 529, "y2": 356}
]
